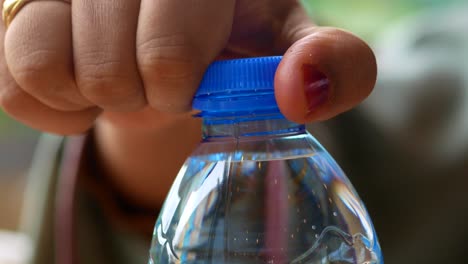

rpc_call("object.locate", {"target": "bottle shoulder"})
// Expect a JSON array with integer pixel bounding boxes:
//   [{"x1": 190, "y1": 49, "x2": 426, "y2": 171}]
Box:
[{"x1": 190, "y1": 132, "x2": 328, "y2": 162}]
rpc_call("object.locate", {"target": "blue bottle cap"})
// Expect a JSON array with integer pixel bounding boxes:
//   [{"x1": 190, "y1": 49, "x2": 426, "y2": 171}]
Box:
[{"x1": 193, "y1": 56, "x2": 282, "y2": 116}]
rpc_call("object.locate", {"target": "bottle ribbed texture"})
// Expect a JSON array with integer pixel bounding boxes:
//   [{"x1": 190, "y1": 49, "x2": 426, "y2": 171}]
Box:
[
  {"x1": 196, "y1": 57, "x2": 281, "y2": 95},
  {"x1": 193, "y1": 56, "x2": 282, "y2": 115}
]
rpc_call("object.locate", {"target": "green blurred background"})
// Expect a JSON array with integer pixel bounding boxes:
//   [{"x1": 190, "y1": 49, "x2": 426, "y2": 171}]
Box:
[{"x1": 302, "y1": 0, "x2": 465, "y2": 40}]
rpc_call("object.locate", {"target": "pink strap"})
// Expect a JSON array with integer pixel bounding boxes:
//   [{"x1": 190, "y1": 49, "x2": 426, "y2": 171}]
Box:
[{"x1": 55, "y1": 135, "x2": 87, "y2": 264}]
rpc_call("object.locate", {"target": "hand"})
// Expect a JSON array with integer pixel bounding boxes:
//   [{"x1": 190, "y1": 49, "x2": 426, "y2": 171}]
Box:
[
  {"x1": 0, "y1": 0, "x2": 377, "y2": 207},
  {"x1": 0, "y1": 0, "x2": 376, "y2": 135}
]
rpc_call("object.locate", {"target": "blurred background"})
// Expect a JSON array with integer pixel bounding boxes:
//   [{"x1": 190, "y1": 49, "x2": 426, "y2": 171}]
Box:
[{"x1": 1, "y1": 0, "x2": 467, "y2": 263}]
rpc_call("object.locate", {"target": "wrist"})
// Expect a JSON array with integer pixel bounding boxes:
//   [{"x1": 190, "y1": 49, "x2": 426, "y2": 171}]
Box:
[{"x1": 93, "y1": 111, "x2": 201, "y2": 208}]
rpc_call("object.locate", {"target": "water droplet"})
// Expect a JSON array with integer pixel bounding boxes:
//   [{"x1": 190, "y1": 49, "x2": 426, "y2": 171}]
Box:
[
  {"x1": 291, "y1": 234, "x2": 294, "y2": 238},
  {"x1": 256, "y1": 238, "x2": 259, "y2": 244},
  {"x1": 312, "y1": 225, "x2": 316, "y2": 230},
  {"x1": 315, "y1": 234, "x2": 319, "y2": 239},
  {"x1": 333, "y1": 212, "x2": 338, "y2": 217},
  {"x1": 303, "y1": 219, "x2": 307, "y2": 224}
]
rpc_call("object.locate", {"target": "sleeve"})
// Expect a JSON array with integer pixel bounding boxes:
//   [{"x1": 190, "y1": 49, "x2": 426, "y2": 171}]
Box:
[
  {"x1": 20, "y1": 133, "x2": 157, "y2": 264},
  {"x1": 65, "y1": 133, "x2": 156, "y2": 264}
]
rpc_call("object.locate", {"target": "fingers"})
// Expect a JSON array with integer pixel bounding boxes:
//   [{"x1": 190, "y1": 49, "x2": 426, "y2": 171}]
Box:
[
  {"x1": 275, "y1": 8, "x2": 377, "y2": 124},
  {"x1": 4, "y1": 1, "x2": 93, "y2": 111},
  {"x1": 0, "y1": 83, "x2": 101, "y2": 134},
  {"x1": 0, "y1": 46, "x2": 100, "y2": 135},
  {"x1": 136, "y1": 0, "x2": 235, "y2": 112},
  {"x1": 0, "y1": 2, "x2": 99, "y2": 135},
  {"x1": 72, "y1": 0, "x2": 146, "y2": 111}
]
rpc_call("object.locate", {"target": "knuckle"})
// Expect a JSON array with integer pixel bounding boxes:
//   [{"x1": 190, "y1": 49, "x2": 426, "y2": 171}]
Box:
[
  {"x1": 5, "y1": 48, "x2": 91, "y2": 111},
  {"x1": 137, "y1": 34, "x2": 202, "y2": 81},
  {"x1": 80, "y1": 78, "x2": 139, "y2": 106},
  {"x1": 77, "y1": 58, "x2": 142, "y2": 107},
  {"x1": 9, "y1": 49, "x2": 60, "y2": 93}
]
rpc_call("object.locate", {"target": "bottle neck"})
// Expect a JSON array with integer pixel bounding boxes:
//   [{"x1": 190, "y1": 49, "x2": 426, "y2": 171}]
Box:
[{"x1": 201, "y1": 114, "x2": 306, "y2": 141}]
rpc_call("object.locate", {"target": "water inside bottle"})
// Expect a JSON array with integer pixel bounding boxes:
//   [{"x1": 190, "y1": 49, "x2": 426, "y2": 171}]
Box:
[{"x1": 149, "y1": 152, "x2": 382, "y2": 264}]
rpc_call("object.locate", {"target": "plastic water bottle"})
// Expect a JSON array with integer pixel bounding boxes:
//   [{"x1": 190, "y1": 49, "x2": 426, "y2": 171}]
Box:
[{"x1": 149, "y1": 57, "x2": 383, "y2": 263}]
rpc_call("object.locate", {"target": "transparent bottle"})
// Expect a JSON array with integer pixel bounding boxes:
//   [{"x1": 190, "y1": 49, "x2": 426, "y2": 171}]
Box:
[{"x1": 149, "y1": 57, "x2": 383, "y2": 264}]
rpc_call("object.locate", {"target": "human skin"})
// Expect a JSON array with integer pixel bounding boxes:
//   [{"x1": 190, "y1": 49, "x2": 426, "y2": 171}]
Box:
[{"x1": 0, "y1": 0, "x2": 377, "y2": 208}]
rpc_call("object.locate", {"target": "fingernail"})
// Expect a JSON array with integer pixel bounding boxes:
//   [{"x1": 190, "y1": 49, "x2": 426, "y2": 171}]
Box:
[{"x1": 303, "y1": 64, "x2": 330, "y2": 113}]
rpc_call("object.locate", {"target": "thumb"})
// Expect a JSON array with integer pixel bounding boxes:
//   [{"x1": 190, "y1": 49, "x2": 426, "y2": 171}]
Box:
[{"x1": 274, "y1": 8, "x2": 377, "y2": 123}]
